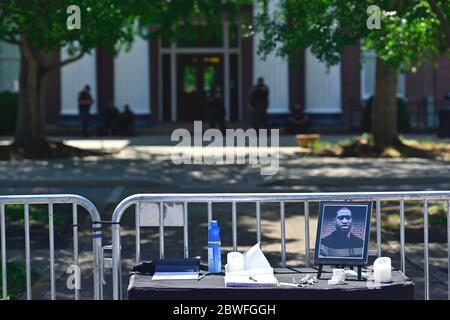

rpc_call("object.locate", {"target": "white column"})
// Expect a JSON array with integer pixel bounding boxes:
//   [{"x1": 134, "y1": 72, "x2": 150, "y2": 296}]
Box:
[
  {"x1": 223, "y1": 21, "x2": 231, "y2": 121},
  {"x1": 238, "y1": 26, "x2": 243, "y2": 121},
  {"x1": 305, "y1": 49, "x2": 342, "y2": 114},
  {"x1": 114, "y1": 36, "x2": 150, "y2": 114},
  {"x1": 253, "y1": 0, "x2": 289, "y2": 114},
  {"x1": 61, "y1": 49, "x2": 97, "y2": 115},
  {"x1": 361, "y1": 49, "x2": 406, "y2": 99},
  {"x1": 0, "y1": 42, "x2": 20, "y2": 92},
  {"x1": 170, "y1": 44, "x2": 177, "y2": 122},
  {"x1": 361, "y1": 49, "x2": 376, "y2": 100}
]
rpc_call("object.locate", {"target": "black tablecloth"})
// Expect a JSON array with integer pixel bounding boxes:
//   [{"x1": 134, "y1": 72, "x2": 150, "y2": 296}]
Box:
[
  {"x1": 127, "y1": 266, "x2": 414, "y2": 300},
  {"x1": 438, "y1": 108, "x2": 450, "y2": 137}
]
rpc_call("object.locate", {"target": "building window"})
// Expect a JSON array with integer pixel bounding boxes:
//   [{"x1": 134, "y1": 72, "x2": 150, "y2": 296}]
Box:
[
  {"x1": 361, "y1": 49, "x2": 405, "y2": 100},
  {"x1": 0, "y1": 42, "x2": 20, "y2": 93}
]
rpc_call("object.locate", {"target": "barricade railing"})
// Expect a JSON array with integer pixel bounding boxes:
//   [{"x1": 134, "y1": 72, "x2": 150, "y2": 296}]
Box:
[
  {"x1": 0, "y1": 194, "x2": 102, "y2": 300},
  {"x1": 108, "y1": 191, "x2": 450, "y2": 300}
]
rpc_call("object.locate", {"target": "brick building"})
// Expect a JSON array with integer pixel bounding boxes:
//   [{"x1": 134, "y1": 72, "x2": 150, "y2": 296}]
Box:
[{"x1": 1, "y1": 1, "x2": 449, "y2": 131}]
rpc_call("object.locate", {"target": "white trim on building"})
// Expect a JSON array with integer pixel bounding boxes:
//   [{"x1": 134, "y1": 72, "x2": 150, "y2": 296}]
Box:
[
  {"x1": 361, "y1": 49, "x2": 406, "y2": 100},
  {"x1": 252, "y1": 0, "x2": 290, "y2": 115},
  {"x1": 252, "y1": 49, "x2": 290, "y2": 114},
  {"x1": 305, "y1": 49, "x2": 342, "y2": 114},
  {"x1": 114, "y1": 36, "x2": 151, "y2": 115},
  {"x1": 0, "y1": 42, "x2": 20, "y2": 93},
  {"x1": 61, "y1": 48, "x2": 97, "y2": 115}
]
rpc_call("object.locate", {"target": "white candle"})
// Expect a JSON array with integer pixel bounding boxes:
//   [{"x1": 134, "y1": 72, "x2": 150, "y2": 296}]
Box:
[
  {"x1": 373, "y1": 257, "x2": 392, "y2": 283},
  {"x1": 227, "y1": 252, "x2": 244, "y2": 272}
]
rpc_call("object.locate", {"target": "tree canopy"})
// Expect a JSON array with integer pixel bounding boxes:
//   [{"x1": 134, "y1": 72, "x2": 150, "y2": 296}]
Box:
[
  {"x1": 0, "y1": 0, "x2": 249, "y2": 156},
  {"x1": 254, "y1": 0, "x2": 450, "y2": 71},
  {"x1": 0, "y1": 0, "x2": 249, "y2": 60},
  {"x1": 254, "y1": 0, "x2": 450, "y2": 147}
]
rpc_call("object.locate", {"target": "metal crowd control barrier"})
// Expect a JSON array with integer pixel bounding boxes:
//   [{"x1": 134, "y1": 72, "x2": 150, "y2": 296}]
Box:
[
  {"x1": 109, "y1": 192, "x2": 450, "y2": 300},
  {"x1": 0, "y1": 195, "x2": 102, "y2": 300}
]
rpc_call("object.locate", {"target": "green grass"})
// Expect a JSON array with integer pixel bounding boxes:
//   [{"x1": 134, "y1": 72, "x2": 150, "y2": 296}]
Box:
[
  {"x1": 427, "y1": 203, "x2": 447, "y2": 226},
  {"x1": 380, "y1": 202, "x2": 448, "y2": 243},
  {"x1": 381, "y1": 203, "x2": 447, "y2": 227},
  {"x1": 316, "y1": 135, "x2": 446, "y2": 152},
  {"x1": 311, "y1": 140, "x2": 333, "y2": 151},
  {"x1": 5, "y1": 204, "x2": 66, "y2": 226},
  {"x1": 311, "y1": 134, "x2": 450, "y2": 160},
  {"x1": 311, "y1": 138, "x2": 352, "y2": 152},
  {"x1": 401, "y1": 137, "x2": 446, "y2": 147},
  {"x1": 0, "y1": 260, "x2": 40, "y2": 300},
  {"x1": 429, "y1": 214, "x2": 447, "y2": 226}
]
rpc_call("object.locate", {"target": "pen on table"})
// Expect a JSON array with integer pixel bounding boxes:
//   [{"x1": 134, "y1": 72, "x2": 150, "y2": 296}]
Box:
[
  {"x1": 198, "y1": 273, "x2": 206, "y2": 281},
  {"x1": 249, "y1": 276, "x2": 258, "y2": 282},
  {"x1": 277, "y1": 282, "x2": 300, "y2": 287}
]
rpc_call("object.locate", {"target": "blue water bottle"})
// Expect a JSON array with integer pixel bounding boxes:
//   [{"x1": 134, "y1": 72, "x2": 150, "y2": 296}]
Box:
[{"x1": 208, "y1": 220, "x2": 222, "y2": 273}]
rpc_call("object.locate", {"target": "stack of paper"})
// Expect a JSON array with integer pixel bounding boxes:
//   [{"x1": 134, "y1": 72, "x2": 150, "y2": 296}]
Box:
[
  {"x1": 224, "y1": 243, "x2": 277, "y2": 287},
  {"x1": 224, "y1": 267, "x2": 277, "y2": 287}
]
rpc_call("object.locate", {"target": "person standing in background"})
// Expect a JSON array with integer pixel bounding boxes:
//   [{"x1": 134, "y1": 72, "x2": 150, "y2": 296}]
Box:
[
  {"x1": 118, "y1": 104, "x2": 136, "y2": 136},
  {"x1": 103, "y1": 102, "x2": 119, "y2": 136},
  {"x1": 78, "y1": 85, "x2": 94, "y2": 137},
  {"x1": 207, "y1": 84, "x2": 226, "y2": 134},
  {"x1": 249, "y1": 77, "x2": 269, "y2": 131}
]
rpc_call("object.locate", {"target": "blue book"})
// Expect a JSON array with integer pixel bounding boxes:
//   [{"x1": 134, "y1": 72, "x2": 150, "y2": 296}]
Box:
[{"x1": 152, "y1": 258, "x2": 200, "y2": 280}]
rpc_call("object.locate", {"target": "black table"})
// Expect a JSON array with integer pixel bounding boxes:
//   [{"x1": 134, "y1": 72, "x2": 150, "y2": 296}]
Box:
[
  {"x1": 438, "y1": 107, "x2": 450, "y2": 137},
  {"x1": 127, "y1": 267, "x2": 414, "y2": 300}
]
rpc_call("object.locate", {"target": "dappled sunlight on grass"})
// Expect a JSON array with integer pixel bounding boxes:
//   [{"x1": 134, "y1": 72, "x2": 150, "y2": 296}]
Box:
[
  {"x1": 380, "y1": 201, "x2": 448, "y2": 243},
  {"x1": 311, "y1": 134, "x2": 450, "y2": 160}
]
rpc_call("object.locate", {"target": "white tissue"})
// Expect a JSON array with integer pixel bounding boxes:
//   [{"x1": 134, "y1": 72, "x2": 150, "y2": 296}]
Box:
[
  {"x1": 327, "y1": 269, "x2": 346, "y2": 285},
  {"x1": 328, "y1": 269, "x2": 370, "y2": 285},
  {"x1": 243, "y1": 242, "x2": 272, "y2": 270},
  {"x1": 227, "y1": 252, "x2": 245, "y2": 272},
  {"x1": 345, "y1": 269, "x2": 369, "y2": 279}
]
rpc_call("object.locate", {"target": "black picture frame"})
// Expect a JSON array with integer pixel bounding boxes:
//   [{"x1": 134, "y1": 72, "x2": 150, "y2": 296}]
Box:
[{"x1": 314, "y1": 201, "x2": 372, "y2": 266}]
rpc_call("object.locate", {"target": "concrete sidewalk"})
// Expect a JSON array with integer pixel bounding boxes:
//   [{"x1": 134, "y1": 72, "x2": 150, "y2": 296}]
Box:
[
  {"x1": 1, "y1": 133, "x2": 449, "y2": 148},
  {"x1": 1, "y1": 134, "x2": 449, "y2": 192}
]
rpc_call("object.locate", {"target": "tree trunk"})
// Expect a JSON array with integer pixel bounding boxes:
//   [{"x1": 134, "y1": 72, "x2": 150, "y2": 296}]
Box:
[
  {"x1": 372, "y1": 57, "x2": 399, "y2": 147},
  {"x1": 14, "y1": 40, "x2": 49, "y2": 156}
]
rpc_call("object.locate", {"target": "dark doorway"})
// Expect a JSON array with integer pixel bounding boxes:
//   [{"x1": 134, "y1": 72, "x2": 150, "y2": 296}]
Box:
[{"x1": 177, "y1": 54, "x2": 224, "y2": 121}]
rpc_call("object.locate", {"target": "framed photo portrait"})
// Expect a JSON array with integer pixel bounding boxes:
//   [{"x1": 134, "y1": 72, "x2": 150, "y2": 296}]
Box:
[{"x1": 314, "y1": 202, "x2": 373, "y2": 265}]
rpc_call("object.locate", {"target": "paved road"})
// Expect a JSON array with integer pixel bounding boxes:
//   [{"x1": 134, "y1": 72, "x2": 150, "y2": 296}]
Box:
[{"x1": 1, "y1": 136, "x2": 450, "y2": 192}]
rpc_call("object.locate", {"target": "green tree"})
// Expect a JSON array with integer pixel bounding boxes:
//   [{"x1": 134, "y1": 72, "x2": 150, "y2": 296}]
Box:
[
  {"x1": 254, "y1": 0, "x2": 450, "y2": 147},
  {"x1": 0, "y1": 0, "x2": 246, "y2": 157}
]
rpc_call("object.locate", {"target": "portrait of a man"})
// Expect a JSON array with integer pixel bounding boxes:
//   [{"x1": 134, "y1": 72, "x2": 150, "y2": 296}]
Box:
[
  {"x1": 319, "y1": 207, "x2": 364, "y2": 257},
  {"x1": 315, "y1": 202, "x2": 372, "y2": 265}
]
